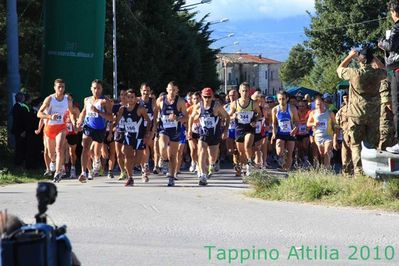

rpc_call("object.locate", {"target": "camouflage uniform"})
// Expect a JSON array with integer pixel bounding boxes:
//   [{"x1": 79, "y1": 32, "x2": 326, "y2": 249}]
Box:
[
  {"x1": 337, "y1": 64, "x2": 387, "y2": 175},
  {"x1": 379, "y1": 79, "x2": 395, "y2": 150},
  {"x1": 336, "y1": 104, "x2": 352, "y2": 175}
]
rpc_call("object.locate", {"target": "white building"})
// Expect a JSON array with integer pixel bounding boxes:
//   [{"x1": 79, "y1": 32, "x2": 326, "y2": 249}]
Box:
[{"x1": 216, "y1": 53, "x2": 283, "y2": 95}]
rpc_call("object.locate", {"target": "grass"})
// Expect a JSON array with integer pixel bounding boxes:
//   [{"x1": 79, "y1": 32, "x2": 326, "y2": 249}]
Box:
[
  {"x1": 0, "y1": 168, "x2": 47, "y2": 185},
  {"x1": 246, "y1": 169, "x2": 399, "y2": 212}
]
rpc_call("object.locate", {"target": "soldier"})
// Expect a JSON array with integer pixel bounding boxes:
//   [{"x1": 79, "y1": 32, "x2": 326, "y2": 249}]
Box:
[
  {"x1": 337, "y1": 48, "x2": 387, "y2": 175},
  {"x1": 379, "y1": 79, "x2": 395, "y2": 150},
  {"x1": 335, "y1": 93, "x2": 352, "y2": 176}
]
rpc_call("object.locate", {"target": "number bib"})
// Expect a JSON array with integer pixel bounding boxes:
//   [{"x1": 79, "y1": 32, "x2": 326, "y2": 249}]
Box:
[
  {"x1": 237, "y1": 111, "x2": 253, "y2": 124},
  {"x1": 118, "y1": 117, "x2": 125, "y2": 129},
  {"x1": 298, "y1": 124, "x2": 308, "y2": 134},
  {"x1": 229, "y1": 120, "x2": 236, "y2": 130},
  {"x1": 125, "y1": 122, "x2": 138, "y2": 133},
  {"x1": 200, "y1": 117, "x2": 216, "y2": 128},
  {"x1": 317, "y1": 120, "x2": 327, "y2": 131},
  {"x1": 87, "y1": 111, "x2": 98, "y2": 118},
  {"x1": 255, "y1": 121, "x2": 262, "y2": 134},
  {"x1": 278, "y1": 120, "x2": 292, "y2": 133},
  {"x1": 161, "y1": 115, "x2": 178, "y2": 128}
]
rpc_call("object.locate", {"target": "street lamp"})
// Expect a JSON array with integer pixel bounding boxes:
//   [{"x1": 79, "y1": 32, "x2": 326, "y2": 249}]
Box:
[
  {"x1": 214, "y1": 33, "x2": 234, "y2": 42},
  {"x1": 209, "y1": 18, "x2": 229, "y2": 25},
  {"x1": 181, "y1": 0, "x2": 212, "y2": 8}
]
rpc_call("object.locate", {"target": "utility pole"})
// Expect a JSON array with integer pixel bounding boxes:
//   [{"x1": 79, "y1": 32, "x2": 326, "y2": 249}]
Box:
[
  {"x1": 7, "y1": 0, "x2": 21, "y2": 147},
  {"x1": 112, "y1": 0, "x2": 118, "y2": 99}
]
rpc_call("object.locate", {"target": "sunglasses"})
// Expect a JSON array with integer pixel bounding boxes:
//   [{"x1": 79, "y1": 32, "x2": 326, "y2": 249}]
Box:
[{"x1": 203, "y1": 96, "x2": 212, "y2": 99}]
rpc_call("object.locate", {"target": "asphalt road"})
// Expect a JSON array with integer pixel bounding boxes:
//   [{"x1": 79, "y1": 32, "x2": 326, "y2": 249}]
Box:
[{"x1": 1, "y1": 168, "x2": 399, "y2": 266}]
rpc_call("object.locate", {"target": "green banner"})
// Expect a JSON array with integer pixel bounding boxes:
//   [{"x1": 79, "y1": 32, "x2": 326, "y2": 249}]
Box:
[{"x1": 41, "y1": 0, "x2": 106, "y2": 104}]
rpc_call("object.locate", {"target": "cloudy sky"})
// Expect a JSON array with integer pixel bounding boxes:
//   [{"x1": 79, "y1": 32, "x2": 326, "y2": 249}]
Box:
[{"x1": 184, "y1": 0, "x2": 315, "y2": 61}]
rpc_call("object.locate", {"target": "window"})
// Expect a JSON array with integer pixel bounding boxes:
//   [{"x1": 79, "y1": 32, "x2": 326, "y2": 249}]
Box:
[
  {"x1": 270, "y1": 71, "x2": 273, "y2": 80},
  {"x1": 228, "y1": 73, "x2": 232, "y2": 83},
  {"x1": 265, "y1": 71, "x2": 268, "y2": 80}
]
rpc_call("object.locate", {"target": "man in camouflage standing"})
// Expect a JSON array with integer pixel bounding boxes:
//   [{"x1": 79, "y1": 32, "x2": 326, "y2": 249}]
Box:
[
  {"x1": 335, "y1": 93, "x2": 352, "y2": 176},
  {"x1": 337, "y1": 48, "x2": 387, "y2": 175},
  {"x1": 379, "y1": 80, "x2": 395, "y2": 150}
]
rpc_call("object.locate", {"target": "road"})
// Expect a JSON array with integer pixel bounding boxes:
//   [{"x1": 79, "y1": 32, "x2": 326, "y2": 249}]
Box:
[{"x1": 1, "y1": 168, "x2": 398, "y2": 266}]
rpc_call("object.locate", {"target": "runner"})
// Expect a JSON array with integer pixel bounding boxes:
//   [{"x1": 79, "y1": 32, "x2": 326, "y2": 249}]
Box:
[
  {"x1": 35, "y1": 117, "x2": 52, "y2": 176},
  {"x1": 155, "y1": 81, "x2": 188, "y2": 186},
  {"x1": 307, "y1": 97, "x2": 337, "y2": 168},
  {"x1": 188, "y1": 88, "x2": 230, "y2": 186},
  {"x1": 224, "y1": 89, "x2": 240, "y2": 176},
  {"x1": 251, "y1": 91, "x2": 268, "y2": 168},
  {"x1": 37, "y1": 79, "x2": 76, "y2": 182},
  {"x1": 152, "y1": 92, "x2": 167, "y2": 174},
  {"x1": 102, "y1": 97, "x2": 116, "y2": 179},
  {"x1": 138, "y1": 83, "x2": 158, "y2": 178},
  {"x1": 228, "y1": 82, "x2": 261, "y2": 177},
  {"x1": 271, "y1": 90, "x2": 299, "y2": 171},
  {"x1": 76, "y1": 79, "x2": 113, "y2": 183},
  {"x1": 65, "y1": 96, "x2": 81, "y2": 178},
  {"x1": 187, "y1": 92, "x2": 201, "y2": 173},
  {"x1": 114, "y1": 89, "x2": 152, "y2": 186},
  {"x1": 113, "y1": 88, "x2": 128, "y2": 180},
  {"x1": 296, "y1": 99, "x2": 311, "y2": 167}
]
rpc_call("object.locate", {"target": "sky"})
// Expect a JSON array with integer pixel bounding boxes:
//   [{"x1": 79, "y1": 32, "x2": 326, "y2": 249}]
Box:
[{"x1": 184, "y1": 0, "x2": 315, "y2": 61}]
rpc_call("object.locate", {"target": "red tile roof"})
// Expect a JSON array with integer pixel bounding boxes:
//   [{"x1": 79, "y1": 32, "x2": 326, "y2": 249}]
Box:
[{"x1": 217, "y1": 53, "x2": 281, "y2": 64}]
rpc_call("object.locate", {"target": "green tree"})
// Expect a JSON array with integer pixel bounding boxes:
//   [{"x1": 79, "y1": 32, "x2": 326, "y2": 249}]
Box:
[{"x1": 279, "y1": 44, "x2": 314, "y2": 86}]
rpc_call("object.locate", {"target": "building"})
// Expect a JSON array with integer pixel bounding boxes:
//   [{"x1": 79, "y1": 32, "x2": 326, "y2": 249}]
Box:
[{"x1": 216, "y1": 53, "x2": 283, "y2": 95}]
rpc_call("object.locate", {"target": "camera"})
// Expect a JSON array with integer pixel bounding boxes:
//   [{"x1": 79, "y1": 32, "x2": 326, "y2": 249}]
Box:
[{"x1": 1, "y1": 182, "x2": 73, "y2": 266}]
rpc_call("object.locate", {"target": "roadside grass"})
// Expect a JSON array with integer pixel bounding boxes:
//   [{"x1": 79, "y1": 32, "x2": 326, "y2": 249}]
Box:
[
  {"x1": 0, "y1": 168, "x2": 47, "y2": 185},
  {"x1": 246, "y1": 169, "x2": 399, "y2": 212}
]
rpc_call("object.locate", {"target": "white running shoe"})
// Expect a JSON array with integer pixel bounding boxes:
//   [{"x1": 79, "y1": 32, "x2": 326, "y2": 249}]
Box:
[
  {"x1": 386, "y1": 143, "x2": 399, "y2": 154},
  {"x1": 189, "y1": 163, "x2": 196, "y2": 172},
  {"x1": 49, "y1": 162, "x2": 56, "y2": 172},
  {"x1": 70, "y1": 167, "x2": 76, "y2": 179}
]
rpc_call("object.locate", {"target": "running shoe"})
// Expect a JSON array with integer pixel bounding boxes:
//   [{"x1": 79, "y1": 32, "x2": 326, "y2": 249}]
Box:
[
  {"x1": 107, "y1": 171, "x2": 114, "y2": 179},
  {"x1": 143, "y1": 163, "x2": 150, "y2": 175},
  {"x1": 88, "y1": 170, "x2": 94, "y2": 180},
  {"x1": 167, "y1": 176, "x2": 175, "y2": 187},
  {"x1": 234, "y1": 164, "x2": 241, "y2": 177},
  {"x1": 49, "y1": 162, "x2": 56, "y2": 173},
  {"x1": 215, "y1": 160, "x2": 220, "y2": 172},
  {"x1": 118, "y1": 171, "x2": 127, "y2": 180},
  {"x1": 161, "y1": 160, "x2": 169, "y2": 175},
  {"x1": 125, "y1": 177, "x2": 134, "y2": 187},
  {"x1": 141, "y1": 174, "x2": 149, "y2": 183},
  {"x1": 43, "y1": 170, "x2": 53, "y2": 177},
  {"x1": 152, "y1": 167, "x2": 160, "y2": 175},
  {"x1": 189, "y1": 163, "x2": 196, "y2": 173},
  {"x1": 78, "y1": 173, "x2": 87, "y2": 183},
  {"x1": 70, "y1": 167, "x2": 76, "y2": 179},
  {"x1": 246, "y1": 161, "x2": 255, "y2": 176},
  {"x1": 52, "y1": 173, "x2": 62, "y2": 183},
  {"x1": 208, "y1": 164, "x2": 216, "y2": 178},
  {"x1": 199, "y1": 175, "x2": 208, "y2": 186}
]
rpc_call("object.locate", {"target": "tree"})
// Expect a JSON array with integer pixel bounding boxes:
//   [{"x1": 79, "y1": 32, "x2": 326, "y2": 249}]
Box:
[
  {"x1": 279, "y1": 44, "x2": 314, "y2": 86},
  {"x1": 305, "y1": 0, "x2": 390, "y2": 59}
]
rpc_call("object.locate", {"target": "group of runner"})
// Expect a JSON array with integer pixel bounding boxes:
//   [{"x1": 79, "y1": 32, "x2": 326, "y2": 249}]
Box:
[{"x1": 36, "y1": 79, "x2": 339, "y2": 187}]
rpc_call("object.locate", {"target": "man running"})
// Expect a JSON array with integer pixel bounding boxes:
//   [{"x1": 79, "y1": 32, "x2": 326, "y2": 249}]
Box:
[
  {"x1": 113, "y1": 88, "x2": 128, "y2": 180},
  {"x1": 114, "y1": 89, "x2": 152, "y2": 186},
  {"x1": 228, "y1": 82, "x2": 261, "y2": 177},
  {"x1": 224, "y1": 89, "x2": 240, "y2": 175},
  {"x1": 188, "y1": 88, "x2": 230, "y2": 185},
  {"x1": 138, "y1": 83, "x2": 158, "y2": 178},
  {"x1": 65, "y1": 96, "x2": 81, "y2": 178},
  {"x1": 155, "y1": 81, "x2": 188, "y2": 186},
  {"x1": 271, "y1": 90, "x2": 299, "y2": 171},
  {"x1": 187, "y1": 92, "x2": 201, "y2": 173},
  {"x1": 37, "y1": 79, "x2": 76, "y2": 182},
  {"x1": 76, "y1": 79, "x2": 113, "y2": 182}
]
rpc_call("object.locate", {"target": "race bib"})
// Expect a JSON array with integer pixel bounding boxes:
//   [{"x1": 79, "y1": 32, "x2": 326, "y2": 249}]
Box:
[
  {"x1": 299, "y1": 124, "x2": 308, "y2": 134},
  {"x1": 118, "y1": 118, "x2": 125, "y2": 129},
  {"x1": 161, "y1": 115, "x2": 178, "y2": 128},
  {"x1": 87, "y1": 111, "x2": 98, "y2": 118},
  {"x1": 317, "y1": 120, "x2": 327, "y2": 131},
  {"x1": 237, "y1": 111, "x2": 253, "y2": 124},
  {"x1": 278, "y1": 120, "x2": 292, "y2": 133},
  {"x1": 125, "y1": 121, "x2": 138, "y2": 133},
  {"x1": 200, "y1": 117, "x2": 216, "y2": 128},
  {"x1": 192, "y1": 123, "x2": 200, "y2": 133},
  {"x1": 255, "y1": 121, "x2": 262, "y2": 134}
]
